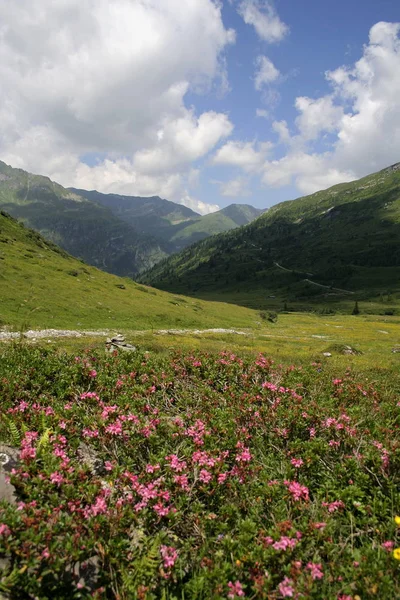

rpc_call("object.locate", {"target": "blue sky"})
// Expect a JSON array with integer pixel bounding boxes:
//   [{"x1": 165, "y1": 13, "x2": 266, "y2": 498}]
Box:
[{"x1": 1, "y1": 0, "x2": 400, "y2": 213}]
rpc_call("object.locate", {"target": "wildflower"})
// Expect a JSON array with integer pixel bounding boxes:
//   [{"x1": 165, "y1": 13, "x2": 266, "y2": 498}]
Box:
[
  {"x1": 322, "y1": 500, "x2": 345, "y2": 513},
  {"x1": 312, "y1": 522, "x2": 327, "y2": 530},
  {"x1": 88, "y1": 369, "x2": 97, "y2": 378},
  {"x1": 394, "y1": 548, "x2": 400, "y2": 560},
  {"x1": 145, "y1": 463, "x2": 160, "y2": 473},
  {"x1": 291, "y1": 458, "x2": 304, "y2": 468},
  {"x1": 50, "y1": 472, "x2": 64, "y2": 486},
  {"x1": 0, "y1": 524, "x2": 11, "y2": 537},
  {"x1": 160, "y1": 545, "x2": 178, "y2": 569},
  {"x1": 306, "y1": 562, "x2": 324, "y2": 580},
  {"x1": 199, "y1": 469, "x2": 212, "y2": 484},
  {"x1": 278, "y1": 577, "x2": 295, "y2": 597},
  {"x1": 382, "y1": 541, "x2": 394, "y2": 551},
  {"x1": 284, "y1": 480, "x2": 309, "y2": 502},
  {"x1": 395, "y1": 516, "x2": 400, "y2": 526},
  {"x1": 227, "y1": 580, "x2": 245, "y2": 598}
]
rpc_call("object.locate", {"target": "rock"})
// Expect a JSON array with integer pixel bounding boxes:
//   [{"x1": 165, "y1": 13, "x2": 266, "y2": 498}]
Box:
[
  {"x1": 0, "y1": 445, "x2": 19, "y2": 505},
  {"x1": 105, "y1": 334, "x2": 136, "y2": 353},
  {"x1": 77, "y1": 443, "x2": 105, "y2": 476},
  {"x1": 323, "y1": 352, "x2": 332, "y2": 357},
  {"x1": 72, "y1": 555, "x2": 100, "y2": 591},
  {"x1": 392, "y1": 346, "x2": 400, "y2": 353}
]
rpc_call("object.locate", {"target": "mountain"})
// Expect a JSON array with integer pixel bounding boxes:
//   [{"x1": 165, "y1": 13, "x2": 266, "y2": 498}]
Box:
[
  {"x1": 70, "y1": 187, "x2": 262, "y2": 251},
  {"x1": 0, "y1": 209, "x2": 258, "y2": 330},
  {"x1": 0, "y1": 161, "x2": 169, "y2": 278},
  {"x1": 69, "y1": 188, "x2": 200, "y2": 246},
  {"x1": 169, "y1": 204, "x2": 263, "y2": 249},
  {"x1": 140, "y1": 163, "x2": 400, "y2": 311}
]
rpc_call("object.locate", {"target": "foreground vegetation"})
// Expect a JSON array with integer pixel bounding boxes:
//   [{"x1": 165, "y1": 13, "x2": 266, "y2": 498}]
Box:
[{"x1": 0, "y1": 342, "x2": 399, "y2": 599}]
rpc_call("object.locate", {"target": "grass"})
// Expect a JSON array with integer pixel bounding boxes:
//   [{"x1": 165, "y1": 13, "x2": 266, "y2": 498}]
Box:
[
  {"x1": 0, "y1": 342, "x2": 399, "y2": 599},
  {"x1": 0, "y1": 211, "x2": 260, "y2": 331}
]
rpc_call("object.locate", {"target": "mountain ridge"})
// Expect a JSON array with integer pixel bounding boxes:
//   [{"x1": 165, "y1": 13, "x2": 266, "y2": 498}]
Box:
[{"x1": 140, "y1": 162, "x2": 400, "y2": 311}]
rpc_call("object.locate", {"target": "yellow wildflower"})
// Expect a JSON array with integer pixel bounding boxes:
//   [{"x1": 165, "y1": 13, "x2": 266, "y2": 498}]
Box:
[
  {"x1": 393, "y1": 548, "x2": 400, "y2": 560},
  {"x1": 395, "y1": 516, "x2": 400, "y2": 526}
]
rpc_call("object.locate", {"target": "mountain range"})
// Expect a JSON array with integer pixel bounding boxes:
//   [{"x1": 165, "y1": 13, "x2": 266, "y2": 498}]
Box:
[
  {"x1": 0, "y1": 160, "x2": 261, "y2": 278},
  {"x1": 140, "y1": 163, "x2": 400, "y2": 311}
]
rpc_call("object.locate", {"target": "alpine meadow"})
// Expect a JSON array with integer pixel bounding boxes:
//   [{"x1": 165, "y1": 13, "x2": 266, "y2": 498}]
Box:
[{"x1": 1, "y1": 1, "x2": 400, "y2": 599}]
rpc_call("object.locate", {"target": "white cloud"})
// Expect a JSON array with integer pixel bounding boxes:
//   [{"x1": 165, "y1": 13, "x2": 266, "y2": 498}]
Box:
[
  {"x1": 272, "y1": 120, "x2": 291, "y2": 144},
  {"x1": 217, "y1": 177, "x2": 251, "y2": 197},
  {"x1": 235, "y1": 21, "x2": 400, "y2": 196},
  {"x1": 133, "y1": 111, "x2": 233, "y2": 174},
  {"x1": 256, "y1": 109, "x2": 269, "y2": 119},
  {"x1": 237, "y1": 0, "x2": 289, "y2": 43},
  {"x1": 295, "y1": 96, "x2": 343, "y2": 141},
  {"x1": 212, "y1": 140, "x2": 272, "y2": 172},
  {"x1": 179, "y1": 194, "x2": 220, "y2": 215},
  {"x1": 0, "y1": 0, "x2": 235, "y2": 209},
  {"x1": 254, "y1": 55, "x2": 280, "y2": 90}
]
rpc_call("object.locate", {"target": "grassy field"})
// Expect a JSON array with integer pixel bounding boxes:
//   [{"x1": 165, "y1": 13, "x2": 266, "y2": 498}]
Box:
[{"x1": 15, "y1": 312, "x2": 399, "y2": 375}]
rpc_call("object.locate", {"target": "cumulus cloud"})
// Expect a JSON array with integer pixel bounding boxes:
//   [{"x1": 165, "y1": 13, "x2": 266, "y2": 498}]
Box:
[
  {"x1": 0, "y1": 0, "x2": 235, "y2": 211},
  {"x1": 215, "y1": 21, "x2": 400, "y2": 196},
  {"x1": 178, "y1": 195, "x2": 220, "y2": 215},
  {"x1": 237, "y1": 0, "x2": 289, "y2": 43},
  {"x1": 217, "y1": 177, "x2": 251, "y2": 197},
  {"x1": 294, "y1": 96, "x2": 343, "y2": 141},
  {"x1": 212, "y1": 140, "x2": 272, "y2": 172},
  {"x1": 254, "y1": 56, "x2": 280, "y2": 90}
]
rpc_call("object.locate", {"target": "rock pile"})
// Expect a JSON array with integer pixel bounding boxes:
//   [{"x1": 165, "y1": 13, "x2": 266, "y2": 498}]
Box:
[{"x1": 105, "y1": 334, "x2": 136, "y2": 353}]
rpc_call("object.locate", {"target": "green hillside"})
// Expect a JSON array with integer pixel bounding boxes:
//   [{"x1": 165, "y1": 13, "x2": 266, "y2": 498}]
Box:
[
  {"x1": 0, "y1": 161, "x2": 167, "y2": 278},
  {"x1": 71, "y1": 187, "x2": 262, "y2": 251},
  {"x1": 0, "y1": 210, "x2": 259, "y2": 330},
  {"x1": 170, "y1": 204, "x2": 263, "y2": 248},
  {"x1": 140, "y1": 163, "x2": 400, "y2": 312}
]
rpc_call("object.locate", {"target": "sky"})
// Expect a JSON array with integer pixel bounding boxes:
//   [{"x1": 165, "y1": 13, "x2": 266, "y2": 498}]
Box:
[{"x1": 0, "y1": 1, "x2": 400, "y2": 215}]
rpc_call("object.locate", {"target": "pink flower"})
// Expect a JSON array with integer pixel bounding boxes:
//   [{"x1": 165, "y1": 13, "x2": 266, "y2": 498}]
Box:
[
  {"x1": 199, "y1": 469, "x2": 212, "y2": 484},
  {"x1": 284, "y1": 480, "x2": 309, "y2": 502},
  {"x1": 291, "y1": 458, "x2": 304, "y2": 468},
  {"x1": 218, "y1": 472, "x2": 228, "y2": 484},
  {"x1": 382, "y1": 541, "x2": 394, "y2": 551},
  {"x1": 227, "y1": 580, "x2": 245, "y2": 598},
  {"x1": 160, "y1": 545, "x2": 178, "y2": 569},
  {"x1": 90, "y1": 496, "x2": 107, "y2": 516},
  {"x1": 50, "y1": 472, "x2": 64, "y2": 486},
  {"x1": 312, "y1": 522, "x2": 326, "y2": 530},
  {"x1": 154, "y1": 502, "x2": 170, "y2": 517},
  {"x1": 322, "y1": 500, "x2": 345, "y2": 513},
  {"x1": 0, "y1": 524, "x2": 11, "y2": 537},
  {"x1": 235, "y1": 448, "x2": 252, "y2": 463},
  {"x1": 272, "y1": 536, "x2": 298, "y2": 551},
  {"x1": 82, "y1": 428, "x2": 99, "y2": 438},
  {"x1": 165, "y1": 454, "x2": 187, "y2": 472},
  {"x1": 88, "y1": 370, "x2": 97, "y2": 378},
  {"x1": 104, "y1": 461, "x2": 113, "y2": 471},
  {"x1": 306, "y1": 562, "x2": 324, "y2": 580},
  {"x1": 146, "y1": 463, "x2": 160, "y2": 473},
  {"x1": 174, "y1": 474, "x2": 190, "y2": 491},
  {"x1": 278, "y1": 577, "x2": 295, "y2": 597}
]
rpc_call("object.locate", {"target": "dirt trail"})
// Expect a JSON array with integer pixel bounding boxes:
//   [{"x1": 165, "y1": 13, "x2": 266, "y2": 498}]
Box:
[{"x1": 0, "y1": 328, "x2": 250, "y2": 341}]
